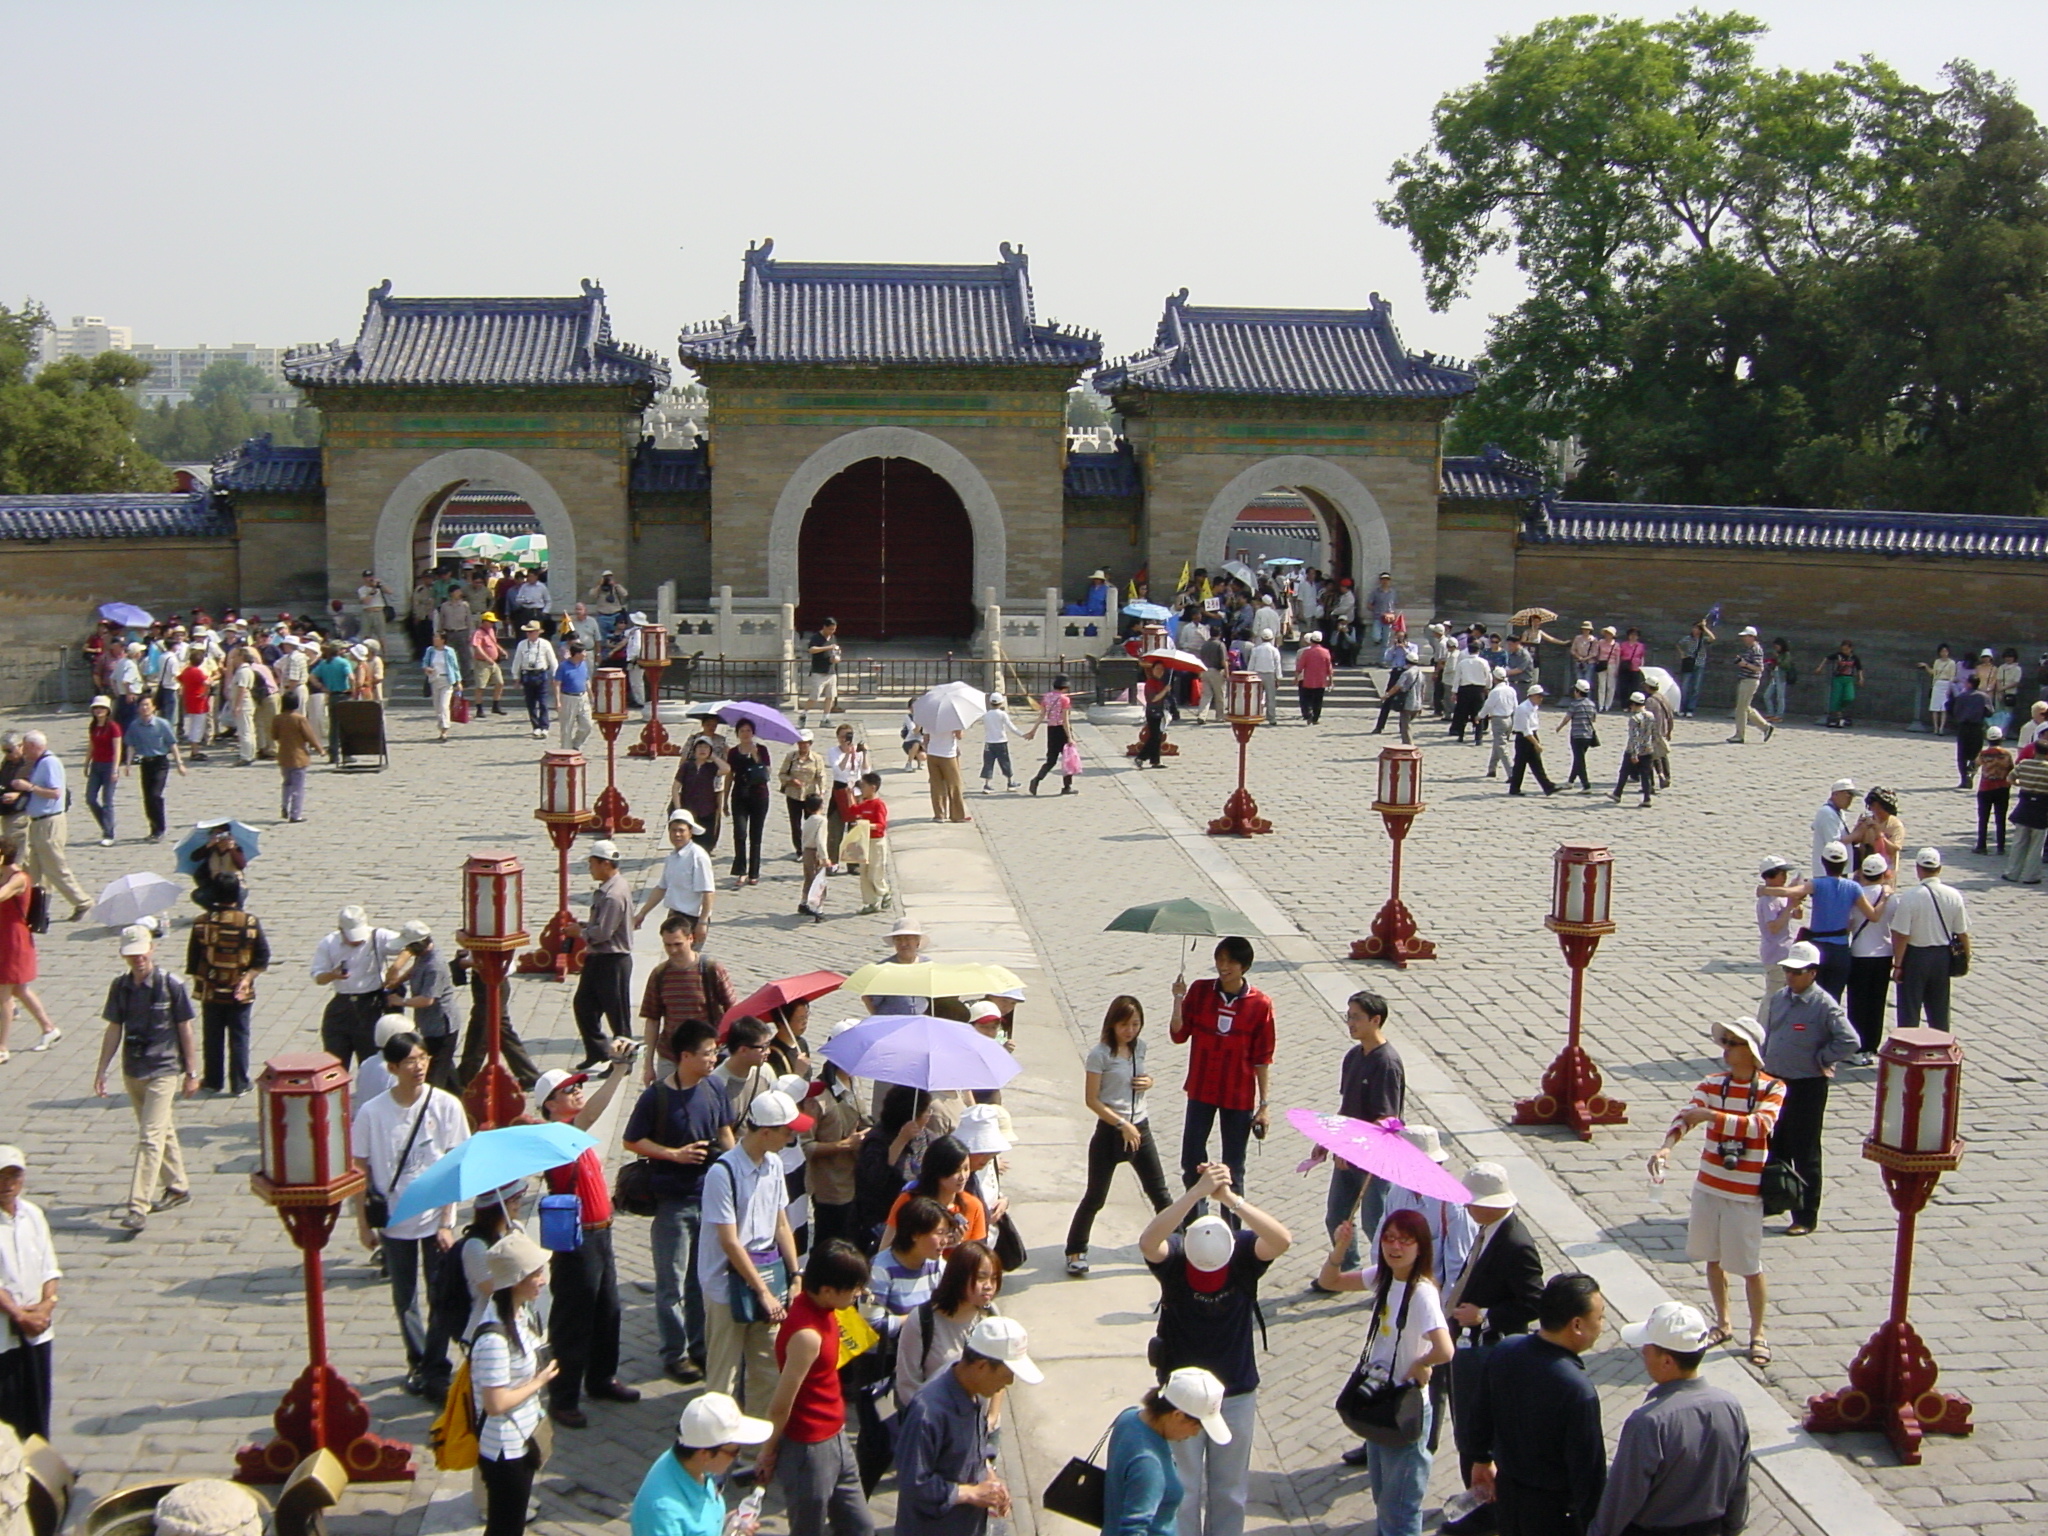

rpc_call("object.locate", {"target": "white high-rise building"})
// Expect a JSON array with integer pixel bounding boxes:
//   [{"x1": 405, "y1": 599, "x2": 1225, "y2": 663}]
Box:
[{"x1": 37, "y1": 315, "x2": 134, "y2": 363}]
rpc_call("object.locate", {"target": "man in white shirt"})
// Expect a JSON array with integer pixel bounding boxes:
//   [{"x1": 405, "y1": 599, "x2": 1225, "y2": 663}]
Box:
[
  {"x1": 0, "y1": 1145, "x2": 61, "y2": 1441},
  {"x1": 1449, "y1": 645, "x2": 1493, "y2": 743},
  {"x1": 356, "y1": 571, "x2": 392, "y2": 644},
  {"x1": 635, "y1": 811, "x2": 717, "y2": 942},
  {"x1": 1887, "y1": 847, "x2": 1969, "y2": 1032},
  {"x1": 1810, "y1": 779, "x2": 1858, "y2": 876},
  {"x1": 1508, "y1": 683, "x2": 1559, "y2": 796},
  {"x1": 565, "y1": 602, "x2": 602, "y2": 656},
  {"x1": 310, "y1": 904, "x2": 401, "y2": 1065},
  {"x1": 1246, "y1": 630, "x2": 1282, "y2": 727},
  {"x1": 350, "y1": 1029, "x2": 471, "y2": 1399},
  {"x1": 700, "y1": 1089, "x2": 810, "y2": 1421},
  {"x1": 510, "y1": 624, "x2": 561, "y2": 740},
  {"x1": 1479, "y1": 668, "x2": 1518, "y2": 777}
]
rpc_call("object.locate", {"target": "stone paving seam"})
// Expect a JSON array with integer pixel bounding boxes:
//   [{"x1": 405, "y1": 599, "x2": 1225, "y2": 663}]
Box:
[{"x1": 1077, "y1": 719, "x2": 1911, "y2": 1536}]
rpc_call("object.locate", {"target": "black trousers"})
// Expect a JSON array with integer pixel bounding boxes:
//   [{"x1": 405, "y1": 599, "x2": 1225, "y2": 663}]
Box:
[
  {"x1": 1374, "y1": 668, "x2": 1407, "y2": 731},
  {"x1": 785, "y1": 796, "x2": 806, "y2": 851},
  {"x1": 1895, "y1": 943, "x2": 1953, "y2": 1032},
  {"x1": 1955, "y1": 721, "x2": 1986, "y2": 783},
  {"x1": 1138, "y1": 709, "x2": 1166, "y2": 767},
  {"x1": 1495, "y1": 1475, "x2": 1579, "y2": 1536},
  {"x1": 1030, "y1": 725, "x2": 1072, "y2": 789},
  {"x1": 382, "y1": 1233, "x2": 454, "y2": 1389},
  {"x1": 138, "y1": 754, "x2": 171, "y2": 836},
  {"x1": 201, "y1": 1000, "x2": 253, "y2": 1092},
  {"x1": 549, "y1": 1225, "x2": 622, "y2": 1409},
  {"x1": 1977, "y1": 787, "x2": 2010, "y2": 852},
  {"x1": 1566, "y1": 736, "x2": 1592, "y2": 788},
  {"x1": 459, "y1": 1010, "x2": 542, "y2": 1090},
  {"x1": 813, "y1": 1199, "x2": 861, "y2": 1255},
  {"x1": 1845, "y1": 954, "x2": 1891, "y2": 1052},
  {"x1": 572, "y1": 953, "x2": 634, "y2": 1060},
  {"x1": 1767, "y1": 1076, "x2": 1829, "y2": 1227},
  {"x1": 1299, "y1": 685, "x2": 1325, "y2": 724},
  {"x1": 320, "y1": 991, "x2": 382, "y2": 1066},
  {"x1": 1614, "y1": 752, "x2": 1655, "y2": 801},
  {"x1": 1065, "y1": 1118, "x2": 1172, "y2": 1255},
  {"x1": 1180, "y1": 1100, "x2": 1253, "y2": 1207},
  {"x1": 0, "y1": 1338, "x2": 52, "y2": 1442},
  {"x1": 478, "y1": 1442, "x2": 540, "y2": 1536},
  {"x1": 1450, "y1": 683, "x2": 1485, "y2": 740},
  {"x1": 731, "y1": 791, "x2": 769, "y2": 879},
  {"x1": 1508, "y1": 735, "x2": 1555, "y2": 793}
]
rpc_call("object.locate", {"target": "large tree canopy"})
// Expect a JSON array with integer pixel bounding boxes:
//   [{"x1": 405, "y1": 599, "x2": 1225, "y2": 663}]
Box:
[
  {"x1": 1381, "y1": 12, "x2": 2048, "y2": 514},
  {"x1": 0, "y1": 303, "x2": 167, "y2": 494},
  {"x1": 132, "y1": 356, "x2": 318, "y2": 463}
]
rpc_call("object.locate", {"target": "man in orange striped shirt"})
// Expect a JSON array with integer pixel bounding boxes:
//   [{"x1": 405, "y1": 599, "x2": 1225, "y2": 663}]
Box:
[{"x1": 1647, "y1": 1017, "x2": 1783, "y2": 1367}]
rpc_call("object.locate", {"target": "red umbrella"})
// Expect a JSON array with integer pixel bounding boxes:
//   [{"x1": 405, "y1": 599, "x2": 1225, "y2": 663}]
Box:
[
  {"x1": 1143, "y1": 648, "x2": 1207, "y2": 676},
  {"x1": 721, "y1": 970, "x2": 847, "y2": 1035}
]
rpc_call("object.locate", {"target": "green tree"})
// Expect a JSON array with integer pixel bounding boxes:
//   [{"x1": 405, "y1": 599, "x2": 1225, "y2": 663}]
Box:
[
  {"x1": 132, "y1": 356, "x2": 318, "y2": 462},
  {"x1": 1383, "y1": 13, "x2": 2048, "y2": 514},
  {"x1": 0, "y1": 301, "x2": 167, "y2": 493}
]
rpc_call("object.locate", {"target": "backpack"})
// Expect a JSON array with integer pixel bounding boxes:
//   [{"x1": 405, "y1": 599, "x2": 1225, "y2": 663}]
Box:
[{"x1": 428, "y1": 1353, "x2": 480, "y2": 1471}]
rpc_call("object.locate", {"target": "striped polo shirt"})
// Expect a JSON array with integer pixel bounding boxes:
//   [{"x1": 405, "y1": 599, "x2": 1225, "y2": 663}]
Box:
[{"x1": 1673, "y1": 1070, "x2": 1786, "y2": 1199}]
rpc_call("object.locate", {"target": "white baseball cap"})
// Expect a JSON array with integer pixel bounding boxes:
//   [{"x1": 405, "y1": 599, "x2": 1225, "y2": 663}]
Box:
[
  {"x1": 677, "y1": 1391, "x2": 772, "y2": 1448},
  {"x1": 399, "y1": 920, "x2": 433, "y2": 946},
  {"x1": 966, "y1": 999, "x2": 1003, "y2": 1024},
  {"x1": 1757, "y1": 855, "x2": 1793, "y2": 877},
  {"x1": 888, "y1": 917, "x2": 923, "y2": 938},
  {"x1": 532, "y1": 1069, "x2": 589, "y2": 1111},
  {"x1": 964, "y1": 1315, "x2": 1043, "y2": 1383},
  {"x1": 1572, "y1": 678, "x2": 1590, "y2": 692},
  {"x1": 1621, "y1": 1300, "x2": 1715, "y2": 1353},
  {"x1": 1860, "y1": 854, "x2": 1890, "y2": 877},
  {"x1": 1462, "y1": 1162, "x2": 1517, "y2": 1210},
  {"x1": 1182, "y1": 1215, "x2": 1236, "y2": 1272},
  {"x1": 1739, "y1": 626, "x2": 1759, "y2": 637},
  {"x1": 1821, "y1": 840, "x2": 1850, "y2": 865},
  {"x1": 0, "y1": 1146, "x2": 26, "y2": 1171},
  {"x1": 119, "y1": 924, "x2": 155, "y2": 956},
  {"x1": 373, "y1": 1013, "x2": 413, "y2": 1049},
  {"x1": 1915, "y1": 846, "x2": 1944, "y2": 870},
  {"x1": 772, "y1": 1073, "x2": 812, "y2": 1103},
  {"x1": 1161, "y1": 1367, "x2": 1232, "y2": 1442},
  {"x1": 1526, "y1": 682, "x2": 1546, "y2": 696},
  {"x1": 1781, "y1": 940, "x2": 1822, "y2": 970},
  {"x1": 589, "y1": 839, "x2": 622, "y2": 862},
  {"x1": 746, "y1": 1089, "x2": 815, "y2": 1133},
  {"x1": 337, "y1": 905, "x2": 371, "y2": 942}
]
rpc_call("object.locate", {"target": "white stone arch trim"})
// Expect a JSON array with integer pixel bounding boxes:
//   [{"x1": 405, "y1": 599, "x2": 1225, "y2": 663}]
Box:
[
  {"x1": 373, "y1": 449, "x2": 579, "y2": 604},
  {"x1": 767, "y1": 427, "x2": 1006, "y2": 608},
  {"x1": 1196, "y1": 454, "x2": 1392, "y2": 587}
]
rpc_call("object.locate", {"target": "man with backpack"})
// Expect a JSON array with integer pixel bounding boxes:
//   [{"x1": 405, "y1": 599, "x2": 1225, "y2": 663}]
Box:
[
  {"x1": 1138, "y1": 1164, "x2": 1292, "y2": 1536},
  {"x1": 638, "y1": 915, "x2": 736, "y2": 1083}
]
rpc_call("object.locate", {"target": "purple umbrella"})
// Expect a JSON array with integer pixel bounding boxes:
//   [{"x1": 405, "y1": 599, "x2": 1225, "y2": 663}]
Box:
[
  {"x1": 821, "y1": 1016, "x2": 1020, "y2": 1093},
  {"x1": 1286, "y1": 1110, "x2": 1472, "y2": 1205},
  {"x1": 98, "y1": 602, "x2": 153, "y2": 627},
  {"x1": 717, "y1": 700, "x2": 801, "y2": 744}
]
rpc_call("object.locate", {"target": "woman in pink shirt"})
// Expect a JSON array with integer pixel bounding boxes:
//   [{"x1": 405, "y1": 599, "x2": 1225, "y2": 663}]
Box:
[
  {"x1": 1296, "y1": 632, "x2": 1335, "y2": 725},
  {"x1": 1613, "y1": 627, "x2": 1647, "y2": 711},
  {"x1": 1026, "y1": 676, "x2": 1077, "y2": 796}
]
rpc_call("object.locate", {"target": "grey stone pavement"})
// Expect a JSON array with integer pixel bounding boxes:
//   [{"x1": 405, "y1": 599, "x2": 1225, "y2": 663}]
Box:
[{"x1": 0, "y1": 679, "x2": 2031, "y2": 1532}]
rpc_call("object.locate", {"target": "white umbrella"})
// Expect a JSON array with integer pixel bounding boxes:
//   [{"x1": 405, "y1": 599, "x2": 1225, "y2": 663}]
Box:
[
  {"x1": 1638, "y1": 665, "x2": 1682, "y2": 713},
  {"x1": 92, "y1": 872, "x2": 184, "y2": 928},
  {"x1": 910, "y1": 681, "x2": 988, "y2": 737}
]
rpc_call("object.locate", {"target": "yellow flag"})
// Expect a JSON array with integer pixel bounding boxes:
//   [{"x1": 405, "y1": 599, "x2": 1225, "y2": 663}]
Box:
[
  {"x1": 1177, "y1": 560, "x2": 1191, "y2": 594},
  {"x1": 836, "y1": 1305, "x2": 880, "y2": 1366},
  {"x1": 1127, "y1": 576, "x2": 1140, "y2": 604}
]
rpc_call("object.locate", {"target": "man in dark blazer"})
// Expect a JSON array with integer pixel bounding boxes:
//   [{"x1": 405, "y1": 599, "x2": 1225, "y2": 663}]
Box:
[{"x1": 1443, "y1": 1162, "x2": 1546, "y2": 1535}]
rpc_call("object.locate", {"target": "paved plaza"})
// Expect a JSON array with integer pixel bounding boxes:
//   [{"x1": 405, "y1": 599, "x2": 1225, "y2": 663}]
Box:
[{"x1": 1, "y1": 681, "x2": 2036, "y2": 1535}]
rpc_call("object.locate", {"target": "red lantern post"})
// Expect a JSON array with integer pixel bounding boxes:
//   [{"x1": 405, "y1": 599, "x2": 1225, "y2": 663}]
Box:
[
  {"x1": 588, "y1": 667, "x2": 643, "y2": 836},
  {"x1": 626, "y1": 622, "x2": 679, "y2": 758},
  {"x1": 1351, "y1": 744, "x2": 1435, "y2": 965},
  {"x1": 236, "y1": 1054, "x2": 413, "y2": 1484},
  {"x1": 457, "y1": 853, "x2": 529, "y2": 1129},
  {"x1": 1805, "y1": 1028, "x2": 1973, "y2": 1463},
  {"x1": 1513, "y1": 841, "x2": 1627, "y2": 1139},
  {"x1": 1207, "y1": 671, "x2": 1273, "y2": 836},
  {"x1": 518, "y1": 751, "x2": 595, "y2": 979}
]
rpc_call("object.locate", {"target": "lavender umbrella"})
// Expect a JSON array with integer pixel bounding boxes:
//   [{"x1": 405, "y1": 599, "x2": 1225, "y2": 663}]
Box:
[
  {"x1": 716, "y1": 700, "x2": 801, "y2": 744},
  {"x1": 821, "y1": 1016, "x2": 1021, "y2": 1093}
]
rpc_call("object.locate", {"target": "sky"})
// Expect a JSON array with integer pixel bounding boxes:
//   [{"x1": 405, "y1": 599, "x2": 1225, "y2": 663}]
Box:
[{"x1": 7, "y1": 0, "x2": 2044, "y2": 372}]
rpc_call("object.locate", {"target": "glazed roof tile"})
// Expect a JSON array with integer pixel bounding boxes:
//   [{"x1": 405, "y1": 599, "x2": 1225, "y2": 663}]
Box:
[
  {"x1": 0, "y1": 492, "x2": 232, "y2": 542},
  {"x1": 1441, "y1": 446, "x2": 1545, "y2": 500},
  {"x1": 630, "y1": 441, "x2": 711, "y2": 493},
  {"x1": 212, "y1": 435, "x2": 322, "y2": 495},
  {"x1": 1524, "y1": 501, "x2": 2048, "y2": 560},
  {"x1": 1064, "y1": 442, "x2": 1140, "y2": 499}
]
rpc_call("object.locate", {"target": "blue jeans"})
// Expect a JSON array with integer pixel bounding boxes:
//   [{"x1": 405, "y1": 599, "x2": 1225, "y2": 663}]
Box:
[
  {"x1": 1325, "y1": 1163, "x2": 1389, "y2": 1270},
  {"x1": 651, "y1": 1197, "x2": 707, "y2": 1368},
  {"x1": 1365, "y1": 1395, "x2": 1433, "y2": 1536},
  {"x1": 980, "y1": 742, "x2": 1014, "y2": 784},
  {"x1": 86, "y1": 761, "x2": 116, "y2": 839},
  {"x1": 1679, "y1": 666, "x2": 1703, "y2": 714},
  {"x1": 1180, "y1": 1100, "x2": 1254, "y2": 1210},
  {"x1": 381, "y1": 1233, "x2": 454, "y2": 1391},
  {"x1": 1761, "y1": 672, "x2": 1786, "y2": 717},
  {"x1": 1171, "y1": 1388, "x2": 1259, "y2": 1536},
  {"x1": 520, "y1": 674, "x2": 550, "y2": 732}
]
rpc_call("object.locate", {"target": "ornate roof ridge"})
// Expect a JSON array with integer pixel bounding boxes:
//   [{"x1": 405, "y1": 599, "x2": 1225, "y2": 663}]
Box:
[{"x1": 1524, "y1": 497, "x2": 2048, "y2": 560}]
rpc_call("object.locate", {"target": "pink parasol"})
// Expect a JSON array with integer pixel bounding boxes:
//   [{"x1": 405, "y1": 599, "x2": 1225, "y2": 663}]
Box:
[{"x1": 1287, "y1": 1109, "x2": 1472, "y2": 1204}]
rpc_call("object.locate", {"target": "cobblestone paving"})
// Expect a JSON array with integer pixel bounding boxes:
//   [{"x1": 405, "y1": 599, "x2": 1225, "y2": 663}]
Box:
[{"x1": 1048, "y1": 696, "x2": 2039, "y2": 1534}]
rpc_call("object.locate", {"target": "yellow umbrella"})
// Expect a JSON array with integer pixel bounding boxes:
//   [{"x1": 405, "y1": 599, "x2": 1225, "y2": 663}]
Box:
[{"x1": 843, "y1": 961, "x2": 1022, "y2": 999}]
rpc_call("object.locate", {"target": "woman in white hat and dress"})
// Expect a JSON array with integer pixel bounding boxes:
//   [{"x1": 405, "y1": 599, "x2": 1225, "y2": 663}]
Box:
[{"x1": 472, "y1": 1232, "x2": 558, "y2": 1536}]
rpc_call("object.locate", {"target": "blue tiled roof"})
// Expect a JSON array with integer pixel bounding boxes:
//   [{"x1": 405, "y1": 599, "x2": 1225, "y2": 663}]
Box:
[
  {"x1": 1096, "y1": 290, "x2": 1475, "y2": 401},
  {"x1": 0, "y1": 492, "x2": 233, "y2": 542},
  {"x1": 1442, "y1": 445, "x2": 1544, "y2": 500},
  {"x1": 213, "y1": 434, "x2": 322, "y2": 495},
  {"x1": 679, "y1": 241, "x2": 1101, "y2": 370},
  {"x1": 1524, "y1": 500, "x2": 2048, "y2": 561},
  {"x1": 1064, "y1": 441, "x2": 1140, "y2": 499},
  {"x1": 287, "y1": 280, "x2": 668, "y2": 393},
  {"x1": 631, "y1": 440, "x2": 711, "y2": 493}
]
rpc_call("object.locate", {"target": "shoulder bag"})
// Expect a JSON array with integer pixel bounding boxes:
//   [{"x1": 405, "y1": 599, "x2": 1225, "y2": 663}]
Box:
[
  {"x1": 612, "y1": 1082, "x2": 665, "y2": 1218},
  {"x1": 1931, "y1": 887, "x2": 1970, "y2": 977},
  {"x1": 24, "y1": 885, "x2": 50, "y2": 936},
  {"x1": 1760, "y1": 1158, "x2": 1807, "y2": 1217},
  {"x1": 364, "y1": 1095, "x2": 432, "y2": 1231},
  {"x1": 1042, "y1": 1418, "x2": 1117, "y2": 1529},
  {"x1": 1334, "y1": 1277, "x2": 1427, "y2": 1446}
]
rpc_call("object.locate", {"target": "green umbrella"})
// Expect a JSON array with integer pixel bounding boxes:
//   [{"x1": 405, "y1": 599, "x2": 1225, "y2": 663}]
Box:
[
  {"x1": 1105, "y1": 897, "x2": 1263, "y2": 980},
  {"x1": 506, "y1": 533, "x2": 549, "y2": 558},
  {"x1": 453, "y1": 531, "x2": 508, "y2": 557}
]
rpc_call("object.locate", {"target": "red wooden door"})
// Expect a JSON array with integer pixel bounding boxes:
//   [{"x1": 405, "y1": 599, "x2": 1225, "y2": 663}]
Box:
[{"x1": 796, "y1": 458, "x2": 974, "y2": 640}]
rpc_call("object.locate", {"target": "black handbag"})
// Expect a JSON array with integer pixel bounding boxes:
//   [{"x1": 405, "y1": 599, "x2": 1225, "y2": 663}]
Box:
[
  {"x1": 612, "y1": 1157, "x2": 659, "y2": 1218},
  {"x1": 1759, "y1": 1159, "x2": 1806, "y2": 1217},
  {"x1": 364, "y1": 1096, "x2": 431, "y2": 1230},
  {"x1": 1932, "y1": 892, "x2": 1970, "y2": 977},
  {"x1": 24, "y1": 885, "x2": 50, "y2": 935},
  {"x1": 1333, "y1": 1275, "x2": 1427, "y2": 1446},
  {"x1": 1042, "y1": 1419, "x2": 1115, "y2": 1528},
  {"x1": 993, "y1": 1211, "x2": 1028, "y2": 1273}
]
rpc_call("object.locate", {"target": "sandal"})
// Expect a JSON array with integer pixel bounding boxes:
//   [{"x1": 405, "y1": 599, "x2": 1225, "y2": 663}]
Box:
[
  {"x1": 1748, "y1": 1336, "x2": 1772, "y2": 1366},
  {"x1": 1702, "y1": 1322, "x2": 1732, "y2": 1349},
  {"x1": 1784, "y1": 1223, "x2": 1815, "y2": 1237}
]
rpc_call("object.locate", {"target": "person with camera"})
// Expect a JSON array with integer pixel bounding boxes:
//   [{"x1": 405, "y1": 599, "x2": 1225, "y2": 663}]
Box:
[
  {"x1": 1137, "y1": 1164, "x2": 1290, "y2": 1536},
  {"x1": 1759, "y1": 942, "x2": 1858, "y2": 1238},
  {"x1": 1648, "y1": 1017, "x2": 1784, "y2": 1369}
]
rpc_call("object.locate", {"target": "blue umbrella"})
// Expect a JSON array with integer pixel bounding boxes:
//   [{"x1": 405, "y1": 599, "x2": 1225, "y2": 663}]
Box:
[
  {"x1": 717, "y1": 700, "x2": 802, "y2": 744},
  {"x1": 1122, "y1": 601, "x2": 1173, "y2": 621},
  {"x1": 173, "y1": 818, "x2": 262, "y2": 876},
  {"x1": 821, "y1": 1015, "x2": 1021, "y2": 1093},
  {"x1": 98, "y1": 602, "x2": 153, "y2": 627},
  {"x1": 387, "y1": 1122, "x2": 596, "y2": 1227}
]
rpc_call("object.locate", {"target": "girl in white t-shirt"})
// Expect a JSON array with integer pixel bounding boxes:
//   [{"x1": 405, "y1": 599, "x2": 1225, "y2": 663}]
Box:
[{"x1": 1318, "y1": 1207, "x2": 1455, "y2": 1536}]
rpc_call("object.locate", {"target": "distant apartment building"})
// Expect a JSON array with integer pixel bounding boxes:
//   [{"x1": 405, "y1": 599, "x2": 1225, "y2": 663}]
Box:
[
  {"x1": 34, "y1": 315, "x2": 291, "y2": 405},
  {"x1": 37, "y1": 315, "x2": 134, "y2": 362}
]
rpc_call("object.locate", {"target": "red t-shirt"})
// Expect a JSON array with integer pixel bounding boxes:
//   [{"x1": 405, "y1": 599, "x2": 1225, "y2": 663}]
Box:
[
  {"x1": 775, "y1": 1290, "x2": 845, "y2": 1442},
  {"x1": 543, "y1": 1145, "x2": 613, "y2": 1225},
  {"x1": 88, "y1": 720, "x2": 123, "y2": 765},
  {"x1": 178, "y1": 665, "x2": 211, "y2": 715},
  {"x1": 1174, "y1": 979, "x2": 1275, "y2": 1112},
  {"x1": 845, "y1": 798, "x2": 889, "y2": 842},
  {"x1": 1297, "y1": 645, "x2": 1334, "y2": 690}
]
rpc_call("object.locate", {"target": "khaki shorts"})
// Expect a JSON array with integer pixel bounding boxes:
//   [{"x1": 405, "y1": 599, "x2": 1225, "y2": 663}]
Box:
[
  {"x1": 473, "y1": 659, "x2": 504, "y2": 688},
  {"x1": 1687, "y1": 1183, "x2": 1764, "y2": 1276}
]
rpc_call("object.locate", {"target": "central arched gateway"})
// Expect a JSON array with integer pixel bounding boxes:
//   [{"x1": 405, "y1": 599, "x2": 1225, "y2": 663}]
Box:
[{"x1": 797, "y1": 458, "x2": 975, "y2": 638}]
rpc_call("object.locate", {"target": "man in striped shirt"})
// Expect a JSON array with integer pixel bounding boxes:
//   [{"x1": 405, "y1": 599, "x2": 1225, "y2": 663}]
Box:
[{"x1": 1647, "y1": 1016, "x2": 1784, "y2": 1366}]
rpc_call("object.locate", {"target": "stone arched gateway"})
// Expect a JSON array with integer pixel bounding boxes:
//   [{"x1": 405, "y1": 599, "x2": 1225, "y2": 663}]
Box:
[
  {"x1": 1196, "y1": 455, "x2": 1392, "y2": 587},
  {"x1": 767, "y1": 426, "x2": 1009, "y2": 613},
  {"x1": 371, "y1": 449, "x2": 582, "y2": 604}
]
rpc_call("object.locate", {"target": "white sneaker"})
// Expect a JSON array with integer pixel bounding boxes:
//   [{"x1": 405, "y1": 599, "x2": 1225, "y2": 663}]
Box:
[{"x1": 99, "y1": 837, "x2": 114, "y2": 847}]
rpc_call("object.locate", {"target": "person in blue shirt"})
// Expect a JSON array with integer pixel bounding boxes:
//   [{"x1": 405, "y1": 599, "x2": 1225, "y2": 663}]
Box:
[
  {"x1": 1102, "y1": 1368, "x2": 1230, "y2": 1536},
  {"x1": 555, "y1": 641, "x2": 594, "y2": 751},
  {"x1": 631, "y1": 1391, "x2": 771, "y2": 1536},
  {"x1": 1771, "y1": 841, "x2": 1882, "y2": 1002}
]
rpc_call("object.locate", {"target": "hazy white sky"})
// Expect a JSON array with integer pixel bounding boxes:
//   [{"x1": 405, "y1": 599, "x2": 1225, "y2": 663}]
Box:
[{"x1": 7, "y1": 1, "x2": 2041, "y2": 371}]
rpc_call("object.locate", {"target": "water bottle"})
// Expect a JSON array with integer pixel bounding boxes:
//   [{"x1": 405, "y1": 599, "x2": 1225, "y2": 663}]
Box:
[
  {"x1": 1441, "y1": 1488, "x2": 1488, "y2": 1521},
  {"x1": 724, "y1": 1486, "x2": 765, "y2": 1536}
]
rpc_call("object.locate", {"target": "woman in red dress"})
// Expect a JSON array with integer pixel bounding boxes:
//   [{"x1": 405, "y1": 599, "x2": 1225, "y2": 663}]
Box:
[{"x1": 0, "y1": 837, "x2": 60, "y2": 1063}]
